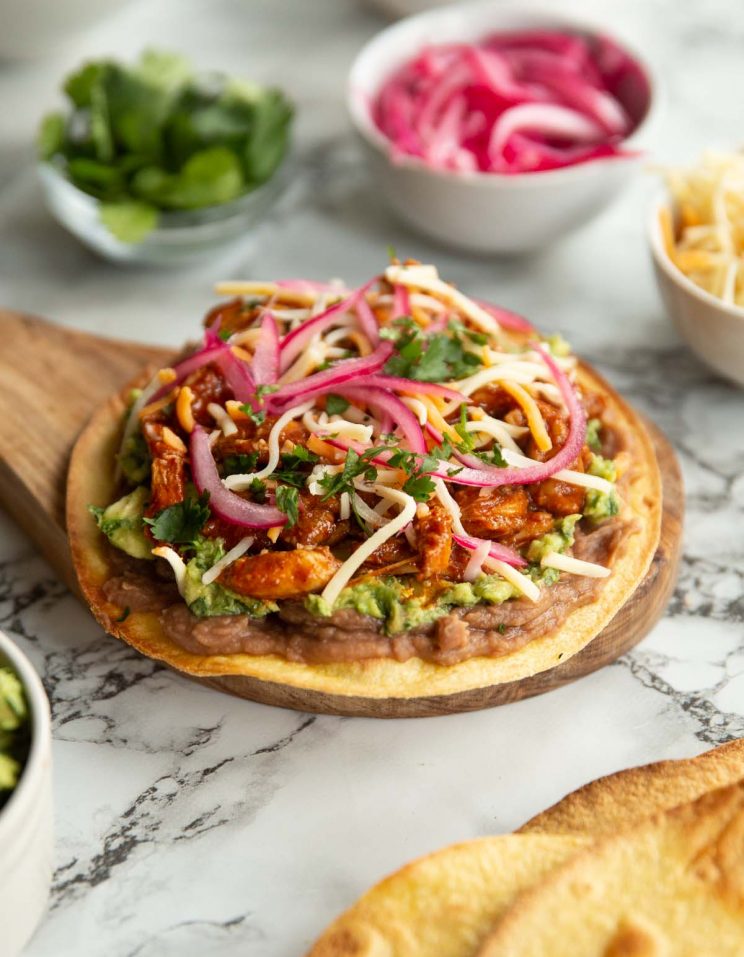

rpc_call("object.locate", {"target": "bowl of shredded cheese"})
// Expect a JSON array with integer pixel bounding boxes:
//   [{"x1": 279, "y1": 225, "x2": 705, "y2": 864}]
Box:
[{"x1": 650, "y1": 151, "x2": 744, "y2": 387}]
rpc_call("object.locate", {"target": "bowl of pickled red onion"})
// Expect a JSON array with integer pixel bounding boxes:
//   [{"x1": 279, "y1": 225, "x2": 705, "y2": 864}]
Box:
[{"x1": 348, "y1": 2, "x2": 656, "y2": 254}]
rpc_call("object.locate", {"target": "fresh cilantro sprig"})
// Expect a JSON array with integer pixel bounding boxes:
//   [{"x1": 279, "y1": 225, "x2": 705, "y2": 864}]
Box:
[
  {"x1": 325, "y1": 394, "x2": 349, "y2": 416},
  {"x1": 222, "y1": 452, "x2": 259, "y2": 476},
  {"x1": 239, "y1": 403, "x2": 266, "y2": 426},
  {"x1": 318, "y1": 448, "x2": 380, "y2": 500},
  {"x1": 144, "y1": 491, "x2": 210, "y2": 543},
  {"x1": 273, "y1": 448, "x2": 319, "y2": 488},
  {"x1": 275, "y1": 485, "x2": 299, "y2": 527},
  {"x1": 381, "y1": 317, "x2": 482, "y2": 382}
]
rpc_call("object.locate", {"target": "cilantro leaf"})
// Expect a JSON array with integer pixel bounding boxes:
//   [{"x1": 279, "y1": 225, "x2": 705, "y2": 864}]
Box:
[
  {"x1": 99, "y1": 200, "x2": 158, "y2": 243},
  {"x1": 276, "y1": 485, "x2": 299, "y2": 527},
  {"x1": 402, "y1": 474, "x2": 435, "y2": 502},
  {"x1": 273, "y1": 449, "x2": 319, "y2": 488},
  {"x1": 239, "y1": 403, "x2": 266, "y2": 425},
  {"x1": 383, "y1": 320, "x2": 483, "y2": 382},
  {"x1": 256, "y1": 384, "x2": 278, "y2": 398},
  {"x1": 222, "y1": 452, "x2": 259, "y2": 476},
  {"x1": 325, "y1": 394, "x2": 349, "y2": 416},
  {"x1": 474, "y1": 444, "x2": 507, "y2": 468},
  {"x1": 248, "y1": 478, "x2": 267, "y2": 503},
  {"x1": 454, "y1": 404, "x2": 475, "y2": 452},
  {"x1": 319, "y1": 448, "x2": 378, "y2": 500},
  {"x1": 144, "y1": 491, "x2": 210, "y2": 543}
]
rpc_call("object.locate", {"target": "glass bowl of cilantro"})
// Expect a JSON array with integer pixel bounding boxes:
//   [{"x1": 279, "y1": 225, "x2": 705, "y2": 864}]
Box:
[
  {"x1": 37, "y1": 50, "x2": 293, "y2": 264},
  {"x1": 0, "y1": 629, "x2": 53, "y2": 954}
]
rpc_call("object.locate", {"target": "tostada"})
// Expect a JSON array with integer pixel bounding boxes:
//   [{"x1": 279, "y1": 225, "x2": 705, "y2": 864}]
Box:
[{"x1": 67, "y1": 261, "x2": 661, "y2": 699}]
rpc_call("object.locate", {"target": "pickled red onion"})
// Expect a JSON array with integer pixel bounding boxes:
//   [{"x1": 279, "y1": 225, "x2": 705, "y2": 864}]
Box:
[
  {"x1": 190, "y1": 426, "x2": 287, "y2": 529},
  {"x1": 372, "y1": 29, "x2": 645, "y2": 174}
]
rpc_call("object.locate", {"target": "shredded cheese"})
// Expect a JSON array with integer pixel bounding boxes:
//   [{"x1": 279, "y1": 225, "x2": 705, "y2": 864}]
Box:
[
  {"x1": 501, "y1": 381, "x2": 552, "y2": 452},
  {"x1": 419, "y1": 396, "x2": 461, "y2": 441},
  {"x1": 501, "y1": 448, "x2": 616, "y2": 494},
  {"x1": 484, "y1": 556, "x2": 541, "y2": 602},
  {"x1": 541, "y1": 552, "x2": 610, "y2": 578},
  {"x1": 207, "y1": 402, "x2": 238, "y2": 437},
  {"x1": 351, "y1": 493, "x2": 387, "y2": 528},
  {"x1": 225, "y1": 401, "x2": 314, "y2": 488},
  {"x1": 401, "y1": 396, "x2": 429, "y2": 425},
  {"x1": 201, "y1": 537, "x2": 254, "y2": 586},
  {"x1": 321, "y1": 487, "x2": 416, "y2": 608},
  {"x1": 279, "y1": 339, "x2": 327, "y2": 384},
  {"x1": 162, "y1": 426, "x2": 186, "y2": 452},
  {"x1": 152, "y1": 546, "x2": 187, "y2": 594},
  {"x1": 339, "y1": 492, "x2": 351, "y2": 521},
  {"x1": 385, "y1": 263, "x2": 502, "y2": 336},
  {"x1": 176, "y1": 386, "x2": 195, "y2": 434},
  {"x1": 464, "y1": 417, "x2": 524, "y2": 454}
]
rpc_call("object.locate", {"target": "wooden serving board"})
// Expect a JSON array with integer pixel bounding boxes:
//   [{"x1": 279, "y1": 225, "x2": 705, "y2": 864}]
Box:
[{"x1": 0, "y1": 311, "x2": 683, "y2": 717}]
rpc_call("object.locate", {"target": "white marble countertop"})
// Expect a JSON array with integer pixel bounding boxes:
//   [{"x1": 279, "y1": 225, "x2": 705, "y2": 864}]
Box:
[{"x1": 1, "y1": 0, "x2": 743, "y2": 954}]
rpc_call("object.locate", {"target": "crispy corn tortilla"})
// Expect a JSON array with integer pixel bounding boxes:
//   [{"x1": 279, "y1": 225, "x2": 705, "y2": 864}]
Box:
[
  {"x1": 478, "y1": 781, "x2": 744, "y2": 956},
  {"x1": 306, "y1": 741, "x2": 744, "y2": 956},
  {"x1": 306, "y1": 834, "x2": 590, "y2": 957},
  {"x1": 67, "y1": 362, "x2": 662, "y2": 698},
  {"x1": 520, "y1": 737, "x2": 744, "y2": 835}
]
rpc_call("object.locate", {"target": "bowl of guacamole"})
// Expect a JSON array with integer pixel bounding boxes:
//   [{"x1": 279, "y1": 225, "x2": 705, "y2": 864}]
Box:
[{"x1": 0, "y1": 630, "x2": 53, "y2": 956}]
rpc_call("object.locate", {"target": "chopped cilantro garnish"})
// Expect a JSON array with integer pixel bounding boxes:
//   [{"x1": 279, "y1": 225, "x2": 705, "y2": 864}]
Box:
[
  {"x1": 402, "y1": 473, "x2": 436, "y2": 502},
  {"x1": 115, "y1": 607, "x2": 131, "y2": 623},
  {"x1": 217, "y1": 327, "x2": 232, "y2": 342},
  {"x1": 248, "y1": 478, "x2": 267, "y2": 503},
  {"x1": 383, "y1": 319, "x2": 483, "y2": 382},
  {"x1": 239, "y1": 403, "x2": 266, "y2": 425},
  {"x1": 256, "y1": 384, "x2": 278, "y2": 398},
  {"x1": 454, "y1": 404, "x2": 475, "y2": 452},
  {"x1": 222, "y1": 452, "x2": 259, "y2": 476},
  {"x1": 325, "y1": 394, "x2": 349, "y2": 416},
  {"x1": 319, "y1": 448, "x2": 379, "y2": 500},
  {"x1": 144, "y1": 491, "x2": 210, "y2": 544},
  {"x1": 273, "y1": 448, "x2": 319, "y2": 488},
  {"x1": 276, "y1": 485, "x2": 299, "y2": 527},
  {"x1": 474, "y1": 444, "x2": 507, "y2": 468}
]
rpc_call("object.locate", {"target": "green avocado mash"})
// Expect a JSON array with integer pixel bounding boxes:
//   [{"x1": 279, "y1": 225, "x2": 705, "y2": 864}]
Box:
[
  {"x1": 526, "y1": 514, "x2": 582, "y2": 585},
  {"x1": 584, "y1": 454, "x2": 620, "y2": 523},
  {"x1": 305, "y1": 574, "x2": 518, "y2": 636},
  {"x1": 0, "y1": 667, "x2": 29, "y2": 806},
  {"x1": 89, "y1": 486, "x2": 152, "y2": 560},
  {"x1": 182, "y1": 537, "x2": 277, "y2": 619}
]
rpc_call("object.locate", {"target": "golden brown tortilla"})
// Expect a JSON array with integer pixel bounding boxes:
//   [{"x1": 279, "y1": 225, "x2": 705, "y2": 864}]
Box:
[
  {"x1": 305, "y1": 834, "x2": 590, "y2": 957},
  {"x1": 520, "y1": 737, "x2": 744, "y2": 835},
  {"x1": 304, "y1": 740, "x2": 744, "y2": 956},
  {"x1": 478, "y1": 781, "x2": 744, "y2": 956},
  {"x1": 66, "y1": 362, "x2": 662, "y2": 699}
]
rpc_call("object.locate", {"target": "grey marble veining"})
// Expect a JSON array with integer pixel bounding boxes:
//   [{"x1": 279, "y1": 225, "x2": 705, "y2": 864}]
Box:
[{"x1": 0, "y1": 0, "x2": 743, "y2": 954}]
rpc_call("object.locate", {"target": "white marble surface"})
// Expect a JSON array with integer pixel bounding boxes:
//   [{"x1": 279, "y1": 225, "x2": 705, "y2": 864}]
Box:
[{"x1": 1, "y1": 0, "x2": 743, "y2": 954}]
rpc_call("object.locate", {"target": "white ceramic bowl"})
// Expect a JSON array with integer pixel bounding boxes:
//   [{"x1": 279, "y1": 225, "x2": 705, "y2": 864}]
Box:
[
  {"x1": 0, "y1": 631, "x2": 53, "y2": 957},
  {"x1": 348, "y1": 2, "x2": 656, "y2": 254},
  {"x1": 648, "y1": 197, "x2": 744, "y2": 388}
]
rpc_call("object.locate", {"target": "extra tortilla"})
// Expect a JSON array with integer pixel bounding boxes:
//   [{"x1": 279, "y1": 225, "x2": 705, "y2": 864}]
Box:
[
  {"x1": 306, "y1": 834, "x2": 590, "y2": 957},
  {"x1": 67, "y1": 362, "x2": 662, "y2": 699},
  {"x1": 520, "y1": 737, "x2": 744, "y2": 835},
  {"x1": 479, "y1": 781, "x2": 744, "y2": 956},
  {"x1": 305, "y1": 740, "x2": 744, "y2": 957}
]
